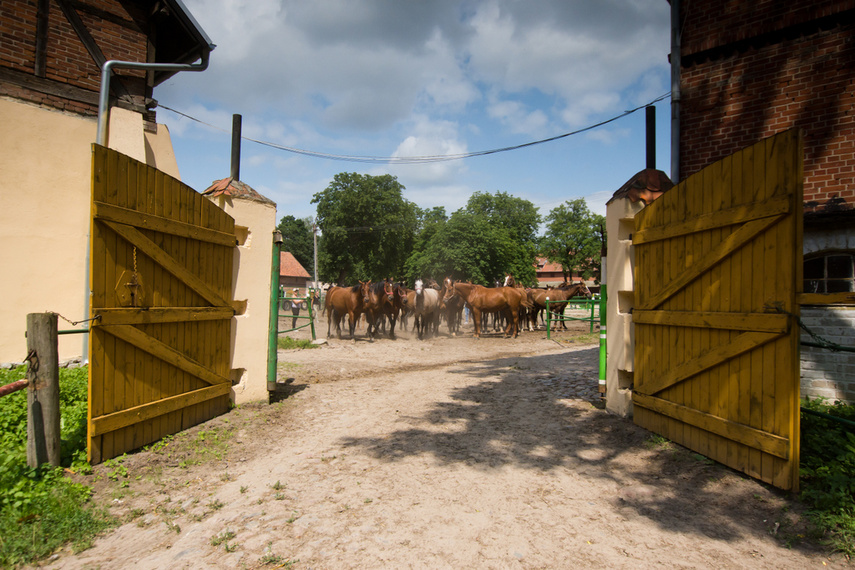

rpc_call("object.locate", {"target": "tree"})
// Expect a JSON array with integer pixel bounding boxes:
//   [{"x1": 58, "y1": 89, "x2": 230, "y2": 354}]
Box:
[
  {"x1": 276, "y1": 215, "x2": 314, "y2": 276},
  {"x1": 463, "y1": 191, "x2": 541, "y2": 285},
  {"x1": 541, "y1": 198, "x2": 606, "y2": 283},
  {"x1": 312, "y1": 173, "x2": 417, "y2": 284}
]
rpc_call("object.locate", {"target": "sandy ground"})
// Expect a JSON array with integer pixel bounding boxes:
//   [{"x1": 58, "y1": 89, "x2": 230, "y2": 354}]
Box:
[{"x1": 35, "y1": 314, "x2": 849, "y2": 569}]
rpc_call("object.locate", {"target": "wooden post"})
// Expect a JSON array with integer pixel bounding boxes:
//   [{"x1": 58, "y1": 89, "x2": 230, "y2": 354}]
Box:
[{"x1": 27, "y1": 313, "x2": 61, "y2": 468}]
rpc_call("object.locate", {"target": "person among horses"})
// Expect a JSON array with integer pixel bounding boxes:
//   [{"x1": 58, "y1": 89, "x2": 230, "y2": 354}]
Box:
[{"x1": 289, "y1": 288, "x2": 305, "y2": 329}]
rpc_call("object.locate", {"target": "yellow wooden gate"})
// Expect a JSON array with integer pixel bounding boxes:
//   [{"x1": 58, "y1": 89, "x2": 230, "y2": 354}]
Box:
[
  {"x1": 632, "y1": 129, "x2": 803, "y2": 490},
  {"x1": 88, "y1": 145, "x2": 236, "y2": 464}
]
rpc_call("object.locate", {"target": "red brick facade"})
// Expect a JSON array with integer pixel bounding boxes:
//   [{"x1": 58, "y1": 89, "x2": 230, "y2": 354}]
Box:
[
  {"x1": 1, "y1": 1, "x2": 150, "y2": 116},
  {"x1": 679, "y1": 0, "x2": 855, "y2": 212}
]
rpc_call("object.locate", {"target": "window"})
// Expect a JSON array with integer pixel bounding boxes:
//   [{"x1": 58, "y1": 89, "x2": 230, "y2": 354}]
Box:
[{"x1": 804, "y1": 252, "x2": 855, "y2": 294}]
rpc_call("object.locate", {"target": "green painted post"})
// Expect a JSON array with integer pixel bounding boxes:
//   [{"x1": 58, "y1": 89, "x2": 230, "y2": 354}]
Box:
[
  {"x1": 307, "y1": 294, "x2": 316, "y2": 340},
  {"x1": 599, "y1": 285, "x2": 607, "y2": 396},
  {"x1": 267, "y1": 231, "x2": 283, "y2": 389},
  {"x1": 546, "y1": 299, "x2": 552, "y2": 340}
]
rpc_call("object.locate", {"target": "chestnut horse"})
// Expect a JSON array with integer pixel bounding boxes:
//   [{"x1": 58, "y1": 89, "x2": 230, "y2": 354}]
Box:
[
  {"x1": 443, "y1": 281, "x2": 526, "y2": 338},
  {"x1": 363, "y1": 280, "x2": 408, "y2": 339},
  {"x1": 325, "y1": 282, "x2": 369, "y2": 339},
  {"x1": 527, "y1": 282, "x2": 591, "y2": 331}
]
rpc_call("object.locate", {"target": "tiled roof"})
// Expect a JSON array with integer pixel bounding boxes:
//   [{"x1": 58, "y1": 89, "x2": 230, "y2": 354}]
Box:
[
  {"x1": 607, "y1": 168, "x2": 673, "y2": 206},
  {"x1": 280, "y1": 251, "x2": 311, "y2": 278},
  {"x1": 535, "y1": 257, "x2": 565, "y2": 273},
  {"x1": 202, "y1": 177, "x2": 276, "y2": 206}
]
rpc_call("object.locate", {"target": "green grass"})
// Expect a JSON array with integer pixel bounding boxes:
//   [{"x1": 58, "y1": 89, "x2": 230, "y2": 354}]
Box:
[
  {"x1": 799, "y1": 397, "x2": 855, "y2": 558},
  {"x1": 277, "y1": 336, "x2": 318, "y2": 350},
  {"x1": 0, "y1": 365, "x2": 116, "y2": 567}
]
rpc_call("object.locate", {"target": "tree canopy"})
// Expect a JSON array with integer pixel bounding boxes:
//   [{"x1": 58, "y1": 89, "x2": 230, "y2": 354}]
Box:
[
  {"x1": 405, "y1": 191, "x2": 541, "y2": 286},
  {"x1": 541, "y1": 198, "x2": 606, "y2": 283},
  {"x1": 312, "y1": 172, "x2": 417, "y2": 284},
  {"x1": 276, "y1": 215, "x2": 314, "y2": 276}
]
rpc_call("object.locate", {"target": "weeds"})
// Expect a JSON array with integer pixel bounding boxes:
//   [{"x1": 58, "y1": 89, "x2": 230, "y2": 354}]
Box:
[
  {"x1": 0, "y1": 365, "x2": 116, "y2": 568},
  {"x1": 277, "y1": 336, "x2": 318, "y2": 350}
]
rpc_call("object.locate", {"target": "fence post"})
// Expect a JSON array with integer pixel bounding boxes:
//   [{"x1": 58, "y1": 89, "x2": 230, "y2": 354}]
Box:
[
  {"x1": 267, "y1": 231, "x2": 283, "y2": 390},
  {"x1": 27, "y1": 313, "x2": 61, "y2": 468},
  {"x1": 598, "y1": 286, "x2": 607, "y2": 396}
]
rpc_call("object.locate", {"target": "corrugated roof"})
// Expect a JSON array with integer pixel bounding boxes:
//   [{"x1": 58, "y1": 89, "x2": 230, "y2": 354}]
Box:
[
  {"x1": 202, "y1": 177, "x2": 276, "y2": 206},
  {"x1": 280, "y1": 251, "x2": 311, "y2": 279}
]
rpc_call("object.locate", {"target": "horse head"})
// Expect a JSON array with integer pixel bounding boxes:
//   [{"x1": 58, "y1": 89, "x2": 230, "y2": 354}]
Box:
[{"x1": 415, "y1": 279, "x2": 424, "y2": 296}]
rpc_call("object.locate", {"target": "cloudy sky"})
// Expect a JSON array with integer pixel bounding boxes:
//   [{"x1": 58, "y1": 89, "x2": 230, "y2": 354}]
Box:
[{"x1": 156, "y1": 0, "x2": 672, "y2": 224}]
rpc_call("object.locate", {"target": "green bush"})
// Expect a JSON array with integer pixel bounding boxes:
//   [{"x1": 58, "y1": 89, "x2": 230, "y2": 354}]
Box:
[
  {"x1": 0, "y1": 365, "x2": 114, "y2": 567},
  {"x1": 800, "y1": 397, "x2": 855, "y2": 557}
]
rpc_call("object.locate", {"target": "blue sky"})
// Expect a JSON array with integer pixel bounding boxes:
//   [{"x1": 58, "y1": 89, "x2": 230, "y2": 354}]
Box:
[{"x1": 156, "y1": 0, "x2": 672, "y2": 224}]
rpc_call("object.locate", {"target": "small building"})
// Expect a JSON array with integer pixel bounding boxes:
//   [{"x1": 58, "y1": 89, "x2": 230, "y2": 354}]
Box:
[{"x1": 280, "y1": 251, "x2": 311, "y2": 294}]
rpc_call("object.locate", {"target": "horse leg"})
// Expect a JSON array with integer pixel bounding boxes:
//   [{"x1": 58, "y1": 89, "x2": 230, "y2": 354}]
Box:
[{"x1": 471, "y1": 308, "x2": 482, "y2": 338}]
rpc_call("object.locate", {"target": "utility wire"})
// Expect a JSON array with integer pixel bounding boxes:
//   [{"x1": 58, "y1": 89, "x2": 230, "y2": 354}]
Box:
[{"x1": 158, "y1": 92, "x2": 670, "y2": 165}]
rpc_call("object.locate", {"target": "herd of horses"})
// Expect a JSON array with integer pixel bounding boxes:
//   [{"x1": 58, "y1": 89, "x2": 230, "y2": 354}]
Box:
[{"x1": 323, "y1": 274, "x2": 591, "y2": 341}]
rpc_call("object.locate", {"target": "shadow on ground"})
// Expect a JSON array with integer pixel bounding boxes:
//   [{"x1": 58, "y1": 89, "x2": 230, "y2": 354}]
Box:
[{"x1": 339, "y1": 348, "x2": 812, "y2": 551}]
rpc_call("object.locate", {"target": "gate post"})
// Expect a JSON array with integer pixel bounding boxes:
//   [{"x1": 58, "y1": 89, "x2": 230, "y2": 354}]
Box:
[
  {"x1": 26, "y1": 313, "x2": 61, "y2": 468},
  {"x1": 267, "y1": 231, "x2": 283, "y2": 389}
]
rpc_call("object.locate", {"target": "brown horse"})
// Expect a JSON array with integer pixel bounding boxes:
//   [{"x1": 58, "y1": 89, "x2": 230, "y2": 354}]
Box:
[
  {"x1": 440, "y1": 276, "x2": 465, "y2": 336},
  {"x1": 529, "y1": 282, "x2": 591, "y2": 330},
  {"x1": 325, "y1": 282, "x2": 369, "y2": 339},
  {"x1": 443, "y1": 281, "x2": 524, "y2": 338},
  {"x1": 363, "y1": 280, "x2": 408, "y2": 339}
]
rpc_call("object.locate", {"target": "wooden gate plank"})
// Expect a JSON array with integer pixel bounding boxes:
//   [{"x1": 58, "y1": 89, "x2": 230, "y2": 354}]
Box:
[
  {"x1": 88, "y1": 145, "x2": 235, "y2": 464},
  {"x1": 637, "y1": 215, "x2": 784, "y2": 312},
  {"x1": 632, "y1": 129, "x2": 802, "y2": 490},
  {"x1": 632, "y1": 393, "x2": 790, "y2": 459}
]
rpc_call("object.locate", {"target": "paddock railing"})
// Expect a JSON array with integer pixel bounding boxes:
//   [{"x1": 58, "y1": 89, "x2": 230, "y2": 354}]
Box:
[
  {"x1": 277, "y1": 293, "x2": 317, "y2": 340},
  {"x1": 545, "y1": 295, "x2": 600, "y2": 339}
]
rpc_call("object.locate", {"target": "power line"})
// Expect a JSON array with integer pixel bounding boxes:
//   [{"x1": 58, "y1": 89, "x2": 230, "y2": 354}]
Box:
[{"x1": 157, "y1": 92, "x2": 670, "y2": 165}]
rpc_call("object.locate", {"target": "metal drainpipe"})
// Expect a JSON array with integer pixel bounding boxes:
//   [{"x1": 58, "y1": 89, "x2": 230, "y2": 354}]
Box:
[
  {"x1": 84, "y1": 54, "x2": 211, "y2": 362},
  {"x1": 671, "y1": 0, "x2": 682, "y2": 184}
]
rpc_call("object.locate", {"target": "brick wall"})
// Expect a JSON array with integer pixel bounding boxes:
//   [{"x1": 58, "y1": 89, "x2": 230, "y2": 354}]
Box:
[
  {"x1": 800, "y1": 306, "x2": 855, "y2": 403},
  {"x1": 0, "y1": 0, "x2": 148, "y2": 116},
  {"x1": 680, "y1": 1, "x2": 855, "y2": 211}
]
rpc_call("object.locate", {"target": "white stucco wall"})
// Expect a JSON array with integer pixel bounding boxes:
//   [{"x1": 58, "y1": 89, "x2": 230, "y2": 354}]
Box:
[
  {"x1": 207, "y1": 195, "x2": 277, "y2": 405},
  {"x1": 604, "y1": 197, "x2": 646, "y2": 417},
  {"x1": 0, "y1": 98, "x2": 180, "y2": 365}
]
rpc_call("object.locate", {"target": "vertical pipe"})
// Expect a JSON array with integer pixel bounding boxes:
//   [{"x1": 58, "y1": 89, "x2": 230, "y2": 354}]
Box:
[
  {"x1": 231, "y1": 114, "x2": 242, "y2": 181},
  {"x1": 671, "y1": 0, "x2": 682, "y2": 183},
  {"x1": 599, "y1": 284, "x2": 607, "y2": 396},
  {"x1": 646, "y1": 106, "x2": 656, "y2": 169},
  {"x1": 267, "y1": 231, "x2": 283, "y2": 389}
]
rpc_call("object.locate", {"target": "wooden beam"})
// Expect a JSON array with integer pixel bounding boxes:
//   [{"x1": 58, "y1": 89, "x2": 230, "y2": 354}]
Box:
[
  {"x1": 632, "y1": 310, "x2": 789, "y2": 333},
  {"x1": 94, "y1": 306, "x2": 234, "y2": 326},
  {"x1": 798, "y1": 292, "x2": 855, "y2": 305},
  {"x1": 35, "y1": 0, "x2": 50, "y2": 77},
  {"x1": 94, "y1": 201, "x2": 237, "y2": 247},
  {"x1": 103, "y1": 324, "x2": 230, "y2": 387},
  {"x1": 635, "y1": 330, "x2": 780, "y2": 396},
  {"x1": 0, "y1": 68, "x2": 99, "y2": 105},
  {"x1": 54, "y1": 0, "x2": 131, "y2": 99},
  {"x1": 633, "y1": 392, "x2": 790, "y2": 460},
  {"x1": 633, "y1": 196, "x2": 790, "y2": 245},
  {"x1": 637, "y1": 215, "x2": 783, "y2": 311},
  {"x1": 90, "y1": 383, "x2": 231, "y2": 437},
  {"x1": 102, "y1": 220, "x2": 232, "y2": 308}
]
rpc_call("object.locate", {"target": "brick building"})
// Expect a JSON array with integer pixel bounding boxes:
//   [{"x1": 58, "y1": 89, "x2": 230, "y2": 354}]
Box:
[
  {"x1": 0, "y1": 1, "x2": 213, "y2": 363},
  {"x1": 674, "y1": 0, "x2": 855, "y2": 402}
]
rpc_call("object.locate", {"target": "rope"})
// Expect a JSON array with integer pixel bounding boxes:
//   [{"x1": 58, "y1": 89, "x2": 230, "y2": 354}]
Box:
[
  {"x1": 50, "y1": 312, "x2": 101, "y2": 327},
  {"x1": 766, "y1": 303, "x2": 855, "y2": 353}
]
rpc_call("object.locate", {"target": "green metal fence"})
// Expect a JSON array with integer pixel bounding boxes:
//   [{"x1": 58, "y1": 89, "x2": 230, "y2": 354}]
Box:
[
  {"x1": 545, "y1": 295, "x2": 600, "y2": 339},
  {"x1": 277, "y1": 293, "x2": 317, "y2": 340}
]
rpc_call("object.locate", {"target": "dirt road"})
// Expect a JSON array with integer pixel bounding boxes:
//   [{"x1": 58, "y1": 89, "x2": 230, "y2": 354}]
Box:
[{"x1": 41, "y1": 321, "x2": 845, "y2": 569}]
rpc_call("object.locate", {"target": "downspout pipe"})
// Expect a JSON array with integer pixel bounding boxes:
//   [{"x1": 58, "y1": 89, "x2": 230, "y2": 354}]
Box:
[
  {"x1": 85, "y1": 52, "x2": 210, "y2": 362},
  {"x1": 670, "y1": 0, "x2": 681, "y2": 183},
  {"x1": 96, "y1": 52, "x2": 210, "y2": 147}
]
